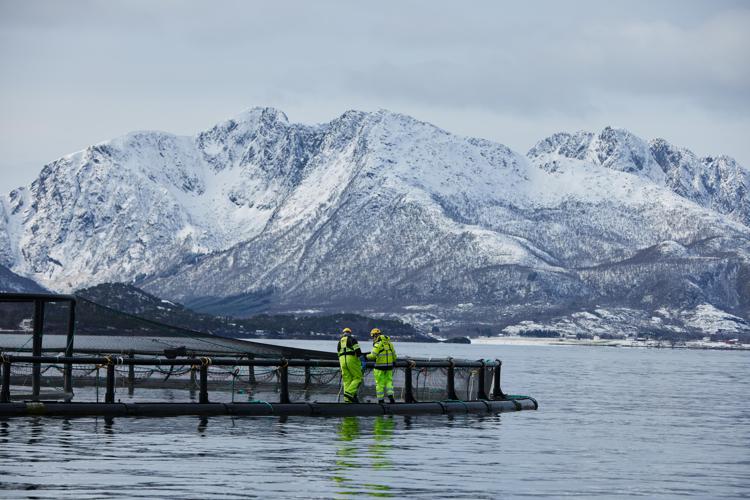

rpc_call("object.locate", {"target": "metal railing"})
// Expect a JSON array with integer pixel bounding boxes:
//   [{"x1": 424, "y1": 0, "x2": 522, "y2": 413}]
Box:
[
  {"x1": 0, "y1": 354, "x2": 505, "y2": 404},
  {"x1": 0, "y1": 293, "x2": 76, "y2": 397}
]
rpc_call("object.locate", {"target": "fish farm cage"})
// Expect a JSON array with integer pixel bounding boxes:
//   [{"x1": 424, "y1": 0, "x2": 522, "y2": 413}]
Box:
[{"x1": 0, "y1": 293, "x2": 537, "y2": 418}]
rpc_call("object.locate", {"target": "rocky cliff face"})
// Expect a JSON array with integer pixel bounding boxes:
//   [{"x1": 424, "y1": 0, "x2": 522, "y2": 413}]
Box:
[
  {"x1": 1, "y1": 108, "x2": 748, "y2": 336},
  {"x1": 0, "y1": 264, "x2": 46, "y2": 293},
  {"x1": 528, "y1": 126, "x2": 750, "y2": 227}
]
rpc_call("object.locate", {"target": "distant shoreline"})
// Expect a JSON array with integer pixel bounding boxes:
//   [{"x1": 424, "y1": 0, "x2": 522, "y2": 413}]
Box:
[{"x1": 471, "y1": 336, "x2": 750, "y2": 351}]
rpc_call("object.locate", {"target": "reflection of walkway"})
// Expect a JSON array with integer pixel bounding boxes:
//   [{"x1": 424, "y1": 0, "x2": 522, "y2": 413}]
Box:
[{"x1": 333, "y1": 416, "x2": 396, "y2": 497}]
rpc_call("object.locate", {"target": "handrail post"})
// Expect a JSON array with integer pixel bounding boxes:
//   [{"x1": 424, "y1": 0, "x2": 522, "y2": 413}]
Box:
[
  {"x1": 447, "y1": 357, "x2": 458, "y2": 400},
  {"x1": 404, "y1": 360, "x2": 416, "y2": 403},
  {"x1": 105, "y1": 361, "x2": 115, "y2": 403},
  {"x1": 1, "y1": 359, "x2": 11, "y2": 403},
  {"x1": 304, "y1": 359, "x2": 311, "y2": 388},
  {"x1": 199, "y1": 363, "x2": 209, "y2": 404},
  {"x1": 247, "y1": 354, "x2": 256, "y2": 385},
  {"x1": 279, "y1": 359, "x2": 290, "y2": 404},
  {"x1": 32, "y1": 299, "x2": 45, "y2": 397},
  {"x1": 492, "y1": 359, "x2": 505, "y2": 400},
  {"x1": 477, "y1": 360, "x2": 488, "y2": 400},
  {"x1": 63, "y1": 299, "x2": 75, "y2": 399},
  {"x1": 127, "y1": 350, "x2": 135, "y2": 395}
]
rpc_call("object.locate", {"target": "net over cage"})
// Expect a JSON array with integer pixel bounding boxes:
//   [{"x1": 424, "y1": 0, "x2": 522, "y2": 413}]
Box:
[{"x1": 0, "y1": 294, "x2": 493, "y2": 404}]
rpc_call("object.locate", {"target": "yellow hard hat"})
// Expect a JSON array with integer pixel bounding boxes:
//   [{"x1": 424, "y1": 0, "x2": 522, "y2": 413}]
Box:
[
  {"x1": 370, "y1": 328, "x2": 381, "y2": 337},
  {"x1": 342, "y1": 327, "x2": 352, "y2": 334}
]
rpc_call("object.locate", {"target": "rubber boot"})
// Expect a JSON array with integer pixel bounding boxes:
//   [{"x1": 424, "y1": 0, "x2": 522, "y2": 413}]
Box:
[
  {"x1": 388, "y1": 395, "x2": 396, "y2": 404},
  {"x1": 353, "y1": 394, "x2": 360, "y2": 403},
  {"x1": 378, "y1": 399, "x2": 384, "y2": 404}
]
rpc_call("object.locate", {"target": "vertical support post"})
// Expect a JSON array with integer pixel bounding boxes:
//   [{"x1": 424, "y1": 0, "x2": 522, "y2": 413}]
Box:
[
  {"x1": 447, "y1": 358, "x2": 458, "y2": 400},
  {"x1": 492, "y1": 359, "x2": 504, "y2": 400},
  {"x1": 477, "y1": 360, "x2": 488, "y2": 400},
  {"x1": 304, "y1": 359, "x2": 311, "y2": 388},
  {"x1": 1, "y1": 359, "x2": 11, "y2": 403},
  {"x1": 404, "y1": 361, "x2": 416, "y2": 403},
  {"x1": 63, "y1": 299, "x2": 75, "y2": 399},
  {"x1": 127, "y1": 350, "x2": 135, "y2": 394},
  {"x1": 279, "y1": 359, "x2": 290, "y2": 404},
  {"x1": 199, "y1": 364, "x2": 209, "y2": 404},
  {"x1": 105, "y1": 362, "x2": 115, "y2": 403},
  {"x1": 247, "y1": 354, "x2": 256, "y2": 384},
  {"x1": 32, "y1": 299, "x2": 45, "y2": 397}
]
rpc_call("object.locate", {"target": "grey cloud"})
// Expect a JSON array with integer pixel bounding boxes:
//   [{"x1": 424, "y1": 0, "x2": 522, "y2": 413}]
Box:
[
  {"x1": 0, "y1": 0, "x2": 748, "y2": 193},
  {"x1": 335, "y1": 8, "x2": 750, "y2": 116}
]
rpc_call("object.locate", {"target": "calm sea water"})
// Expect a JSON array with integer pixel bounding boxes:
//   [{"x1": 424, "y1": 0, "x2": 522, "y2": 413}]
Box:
[{"x1": 1, "y1": 342, "x2": 748, "y2": 499}]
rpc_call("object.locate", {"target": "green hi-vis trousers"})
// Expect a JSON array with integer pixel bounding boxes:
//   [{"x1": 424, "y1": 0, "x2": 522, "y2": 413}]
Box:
[
  {"x1": 374, "y1": 369, "x2": 394, "y2": 400},
  {"x1": 339, "y1": 355, "x2": 363, "y2": 402}
]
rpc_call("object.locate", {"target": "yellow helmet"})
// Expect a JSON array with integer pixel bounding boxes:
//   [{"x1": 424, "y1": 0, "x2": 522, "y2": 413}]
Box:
[
  {"x1": 342, "y1": 327, "x2": 352, "y2": 334},
  {"x1": 370, "y1": 328, "x2": 381, "y2": 337}
]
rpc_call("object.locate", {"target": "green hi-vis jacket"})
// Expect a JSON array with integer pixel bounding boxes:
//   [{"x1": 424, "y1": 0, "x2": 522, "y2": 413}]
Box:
[
  {"x1": 367, "y1": 335, "x2": 397, "y2": 370},
  {"x1": 338, "y1": 334, "x2": 363, "y2": 357}
]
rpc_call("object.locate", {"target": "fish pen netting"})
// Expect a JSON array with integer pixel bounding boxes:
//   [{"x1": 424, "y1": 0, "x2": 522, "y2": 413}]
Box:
[
  {"x1": 3, "y1": 361, "x2": 491, "y2": 403},
  {"x1": 1, "y1": 298, "x2": 491, "y2": 403}
]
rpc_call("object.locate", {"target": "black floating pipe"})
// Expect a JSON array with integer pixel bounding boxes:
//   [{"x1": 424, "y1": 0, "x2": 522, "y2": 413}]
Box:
[
  {"x1": 1, "y1": 360, "x2": 10, "y2": 403},
  {"x1": 32, "y1": 299, "x2": 45, "y2": 397},
  {"x1": 0, "y1": 399, "x2": 538, "y2": 418},
  {"x1": 199, "y1": 364, "x2": 209, "y2": 404},
  {"x1": 279, "y1": 359, "x2": 290, "y2": 404},
  {"x1": 105, "y1": 363, "x2": 115, "y2": 404},
  {"x1": 404, "y1": 361, "x2": 416, "y2": 403},
  {"x1": 492, "y1": 359, "x2": 505, "y2": 400},
  {"x1": 63, "y1": 299, "x2": 76, "y2": 398},
  {"x1": 447, "y1": 357, "x2": 458, "y2": 400},
  {"x1": 477, "y1": 360, "x2": 488, "y2": 400}
]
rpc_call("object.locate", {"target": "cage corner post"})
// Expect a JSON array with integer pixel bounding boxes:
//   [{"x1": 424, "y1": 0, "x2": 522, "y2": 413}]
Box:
[{"x1": 31, "y1": 298, "x2": 46, "y2": 397}]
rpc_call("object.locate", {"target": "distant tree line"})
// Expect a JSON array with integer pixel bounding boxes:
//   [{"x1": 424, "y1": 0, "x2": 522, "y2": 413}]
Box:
[{"x1": 518, "y1": 329, "x2": 559, "y2": 338}]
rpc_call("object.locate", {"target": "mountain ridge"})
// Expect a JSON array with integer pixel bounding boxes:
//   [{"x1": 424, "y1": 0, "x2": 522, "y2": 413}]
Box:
[{"x1": 1, "y1": 107, "x2": 748, "y2": 338}]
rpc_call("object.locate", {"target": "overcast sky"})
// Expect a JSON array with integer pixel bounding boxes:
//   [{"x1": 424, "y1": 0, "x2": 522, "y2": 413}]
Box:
[{"x1": 1, "y1": 0, "x2": 748, "y2": 193}]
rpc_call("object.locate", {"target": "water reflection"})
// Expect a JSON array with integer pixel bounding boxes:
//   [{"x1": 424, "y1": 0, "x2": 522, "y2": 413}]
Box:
[
  {"x1": 333, "y1": 416, "x2": 359, "y2": 492},
  {"x1": 333, "y1": 416, "x2": 395, "y2": 497},
  {"x1": 369, "y1": 416, "x2": 394, "y2": 470},
  {"x1": 197, "y1": 416, "x2": 208, "y2": 434},
  {"x1": 0, "y1": 420, "x2": 8, "y2": 445},
  {"x1": 103, "y1": 416, "x2": 115, "y2": 435},
  {"x1": 28, "y1": 417, "x2": 43, "y2": 446}
]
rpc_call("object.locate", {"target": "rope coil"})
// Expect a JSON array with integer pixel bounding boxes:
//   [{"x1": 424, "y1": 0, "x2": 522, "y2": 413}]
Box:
[{"x1": 96, "y1": 355, "x2": 113, "y2": 369}]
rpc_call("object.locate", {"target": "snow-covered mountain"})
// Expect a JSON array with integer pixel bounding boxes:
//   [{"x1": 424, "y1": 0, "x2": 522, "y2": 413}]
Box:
[
  {"x1": 528, "y1": 127, "x2": 750, "y2": 227},
  {"x1": 1, "y1": 108, "x2": 748, "y2": 336}
]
